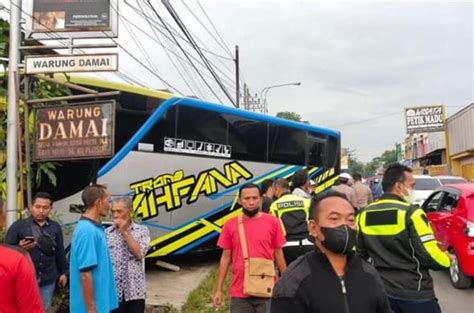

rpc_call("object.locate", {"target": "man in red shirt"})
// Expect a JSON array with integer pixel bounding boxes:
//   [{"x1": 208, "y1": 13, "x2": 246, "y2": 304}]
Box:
[
  {"x1": 0, "y1": 244, "x2": 44, "y2": 313},
  {"x1": 213, "y1": 183, "x2": 287, "y2": 313}
]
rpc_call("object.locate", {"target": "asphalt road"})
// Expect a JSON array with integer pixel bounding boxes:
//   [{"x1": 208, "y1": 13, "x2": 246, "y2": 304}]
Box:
[
  {"x1": 148, "y1": 253, "x2": 474, "y2": 312},
  {"x1": 432, "y1": 270, "x2": 474, "y2": 313}
]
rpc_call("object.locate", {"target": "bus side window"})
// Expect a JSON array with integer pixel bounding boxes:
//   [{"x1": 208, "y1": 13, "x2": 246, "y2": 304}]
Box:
[
  {"x1": 140, "y1": 106, "x2": 177, "y2": 153},
  {"x1": 268, "y1": 125, "x2": 306, "y2": 165},
  {"x1": 177, "y1": 106, "x2": 227, "y2": 144},
  {"x1": 326, "y1": 136, "x2": 339, "y2": 169},
  {"x1": 225, "y1": 114, "x2": 267, "y2": 162},
  {"x1": 307, "y1": 138, "x2": 326, "y2": 167}
]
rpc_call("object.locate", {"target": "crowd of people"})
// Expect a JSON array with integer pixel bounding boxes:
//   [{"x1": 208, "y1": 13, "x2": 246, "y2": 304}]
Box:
[
  {"x1": 213, "y1": 164, "x2": 451, "y2": 313},
  {"x1": 1, "y1": 164, "x2": 451, "y2": 313},
  {"x1": 0, "y1": 185, "x2": 150, "y2": 313}
]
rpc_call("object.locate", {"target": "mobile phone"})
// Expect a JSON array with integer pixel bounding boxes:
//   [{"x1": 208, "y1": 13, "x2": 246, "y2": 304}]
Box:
[{"x1": 23, "y1": 236, "x2": 35, "y2": 243}]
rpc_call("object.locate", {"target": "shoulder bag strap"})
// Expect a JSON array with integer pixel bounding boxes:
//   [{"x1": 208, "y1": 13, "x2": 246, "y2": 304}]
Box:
[{"x1": 237, "y1": 215, "x2": 249, "y2": 262}]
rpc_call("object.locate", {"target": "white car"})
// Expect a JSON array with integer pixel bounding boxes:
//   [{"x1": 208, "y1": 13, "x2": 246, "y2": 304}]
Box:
[
  {"x1": 412, "y1": 175, "x2": 442, "y2": 206},
  {"x1": 434, "y1": 175, "x2": 467, "y2": 185}
]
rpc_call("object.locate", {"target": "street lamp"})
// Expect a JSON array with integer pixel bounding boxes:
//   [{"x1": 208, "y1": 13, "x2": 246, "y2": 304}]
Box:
[{"x1": 260, "y1": 82, "x2": 301, "y2": 113}]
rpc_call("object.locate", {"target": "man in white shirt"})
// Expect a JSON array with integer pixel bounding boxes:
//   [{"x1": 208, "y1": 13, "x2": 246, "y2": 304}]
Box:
[{"x1": 106, "y1": 197, "x2": 150, "y2": 313}]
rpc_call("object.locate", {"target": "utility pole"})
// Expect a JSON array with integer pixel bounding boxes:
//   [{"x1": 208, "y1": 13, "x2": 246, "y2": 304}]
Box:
[
  {"x1": 235, "y1": 45, "x2": 240, "y2": 108},
  {"x1": 243, "y1": 83, "x2": 248, "y2": 110},
  {"x1": 6, "y1": 0, "x2": 22, "y2": 228}
]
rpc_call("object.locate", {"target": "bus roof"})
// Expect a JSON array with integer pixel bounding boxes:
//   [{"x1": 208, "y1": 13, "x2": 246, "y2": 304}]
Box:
[
  {"x1": 98, "y1": 97, "x2": 340, "y2": 177},
  {"x1": 43, "y1": 73, "x2": 176, "y2": 100}
]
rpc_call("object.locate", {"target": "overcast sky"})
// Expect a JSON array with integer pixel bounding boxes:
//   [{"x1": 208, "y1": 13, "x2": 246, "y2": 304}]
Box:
[
  {"x1": 3, "y1": 0, "x2": 473, "y2": 161},
  {"x1": 165, "y1": 0, "x2": 473, "y2": 162}
]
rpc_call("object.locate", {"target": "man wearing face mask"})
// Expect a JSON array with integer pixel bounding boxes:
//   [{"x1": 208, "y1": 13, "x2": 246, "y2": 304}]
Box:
[
  {"x1": 271, "y1": 191, "x2": 392, "y2": 313},
  {"x1": 213, "y1": 183, "x2": 287, "y2": 313},
  {"x1": 356, "y1": 163, "x2": 450, "y2": 313}
]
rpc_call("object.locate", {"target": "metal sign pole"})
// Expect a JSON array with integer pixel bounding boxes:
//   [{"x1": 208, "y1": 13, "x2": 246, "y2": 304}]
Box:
[
  {"x1": 24, "y1": 76, "x2": 32, "y2": 209},
  {"x1": 6, "y1": 0, "x2": 22, "y2": 228},
  {"x1": 442, "y1": 104, "x2": 452, "y2": 175}
]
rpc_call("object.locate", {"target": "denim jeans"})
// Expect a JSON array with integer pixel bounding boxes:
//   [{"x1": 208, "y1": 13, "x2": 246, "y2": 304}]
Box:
[
  {"x1": 231, "y1": 297, "x2": 270, "y2": 313},
  {"x1": 39, "y1": 282, "x2": 56, "y2": 310}
]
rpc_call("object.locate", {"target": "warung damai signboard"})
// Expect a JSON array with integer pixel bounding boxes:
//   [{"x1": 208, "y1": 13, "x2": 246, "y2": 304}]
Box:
[
  {"x1": 34, "y1": 101, "x2": 115, "y2": 161},
  {"x1": 25, "y1": 54, "x2": 119, "y2": 74},
  {"x1": 405, "y1": 105, "x2": 445, "y2": 134}
]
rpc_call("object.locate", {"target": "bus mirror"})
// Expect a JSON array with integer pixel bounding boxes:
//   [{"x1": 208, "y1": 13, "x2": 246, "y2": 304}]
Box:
[{"x1": 69, "y1": 204, "x2": 85, "y2": 214}]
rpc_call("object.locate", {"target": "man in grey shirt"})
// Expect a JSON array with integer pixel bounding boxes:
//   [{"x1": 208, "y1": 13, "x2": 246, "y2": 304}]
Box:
[
  {"x1": 332, "y1": 173, "x2": 357, "y2": 208},
  {"x1": 352, "y1": 173, "x2": 373, "y2": 210}
]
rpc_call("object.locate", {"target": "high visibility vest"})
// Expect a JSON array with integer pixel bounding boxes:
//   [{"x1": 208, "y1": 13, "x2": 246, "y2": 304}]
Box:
[
  {"x1": 270, "y1": 193, "x2": 311, "y2": 241},
  {"x1": 356, "y1": 195, "x2": 450, "y2": 298}
]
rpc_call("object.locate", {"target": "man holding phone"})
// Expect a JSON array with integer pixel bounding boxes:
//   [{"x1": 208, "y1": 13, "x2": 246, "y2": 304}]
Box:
[{"x1": 5, "y1": 192, "x2": 68, "y2": 310}]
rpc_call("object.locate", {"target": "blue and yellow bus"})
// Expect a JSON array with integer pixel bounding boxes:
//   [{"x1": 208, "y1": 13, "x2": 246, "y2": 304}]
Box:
[{"x1": 45, "y1": 75, "x2": 341, "y2": 257}]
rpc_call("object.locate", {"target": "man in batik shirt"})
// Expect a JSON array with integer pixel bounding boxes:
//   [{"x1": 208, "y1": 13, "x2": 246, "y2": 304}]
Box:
[{"x1": 106, "y1": 197, "x2": 150, "y2": 313}]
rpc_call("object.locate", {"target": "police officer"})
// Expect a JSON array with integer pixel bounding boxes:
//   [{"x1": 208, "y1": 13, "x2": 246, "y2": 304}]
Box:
[
  {"x1": 270, "y1": 178, "x2": 312, "y2": 265},
  {"x1": 356, "y1": 163, "x2": 450, "y2": 313}
]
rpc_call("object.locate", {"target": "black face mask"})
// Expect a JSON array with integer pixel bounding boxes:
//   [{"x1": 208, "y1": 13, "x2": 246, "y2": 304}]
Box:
[
  {"x1": 242, "y1": 208, "x2": 259, "y2": 217},
  {"x1": 320, "y1": 224, "x2": 356, "y2": 255}
]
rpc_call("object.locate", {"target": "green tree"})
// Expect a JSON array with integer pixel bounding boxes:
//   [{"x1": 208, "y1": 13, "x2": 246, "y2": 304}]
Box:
[
  {"x1": 380, "y1": 149, "x2": 397, "y2": 168},
  {"x1": 276, "y1": 111, "x2": 309, "y2": 124},
  {"x1": 362, "y1": 156, "x2": 382, "y2": 177},
  {"x1": 0, "y1": 18, "x2": 69, "y2": 200},
  {"x1": 362, "y1": 149, "x2": 398, "y2": 177},
  {"x1": 347, "y1": 149, "x2": 365, "y2": 175},
  {"x1": 343, "y1": 147, "x2": 399, "y2": 178},
  {"x1": 0, "y1": 19, "x2": 9, "y2": 98}
]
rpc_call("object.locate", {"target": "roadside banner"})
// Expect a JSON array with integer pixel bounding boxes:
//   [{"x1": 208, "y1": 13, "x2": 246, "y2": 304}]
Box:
[{"x1": 405, "y1": 105, "x2": 445, "y2": 134}]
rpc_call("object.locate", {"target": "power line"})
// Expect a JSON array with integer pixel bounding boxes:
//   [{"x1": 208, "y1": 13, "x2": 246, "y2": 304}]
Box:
[
  {"x1": 120, "y1": 9, "x2": 209, "y2": 92},
  {"x1": 135, "y1": 0, "x2": 203, "y2": 98},
  {"x1": 101, "y1": 1, "x2": 185, "y2": 94},
  {"x1": 11, "y1": 2, "x2": 153, "y2": 90},
  {"x1": 181, "y1": 0, "x2": 233, "y2": 58},
  {"x1": 124, "y1": 0, "x2": 237, "y2": 86},
  {"x1": 146, "y1": 0, "x2": 225, "y2": 103},
  {"x1": 329, "y1": 105, "x2": 467, "y2": 129},
  {"x1": 125, "y1": 0, "x2": 234, "y2": 61},
  {"x1": 196, "y1": 0, "x2": 234, "y2": 58},
  {"x1": 330, "y1": 111, "x2": 403, "y2": 128},
  {"x1": 122, "y1": 19, "x2": 162, "y2": 76},
  {"x1": 178, "y1": 0, "x2": 238, "y2": 83},
  {"x1": 116, "y1": 3, "x2": 236, "y2": 94},
  {"x1": 194, "y1": 0, "x2": 244, "y2": 86},
  {"x1": 13, "y1": 1, "x2": 236, "y2": 99},
  {"x1": 110, "y1": 35, "x2": 185, "y2": 94},
  {"x1": 160, "y1": 0, "x2": 236, "y2": 106}
]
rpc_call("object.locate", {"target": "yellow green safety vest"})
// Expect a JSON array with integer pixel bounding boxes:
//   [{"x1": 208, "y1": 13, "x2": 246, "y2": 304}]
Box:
[{"x1": 270, "y1": 193, "x2": 311, "y2": 241}]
